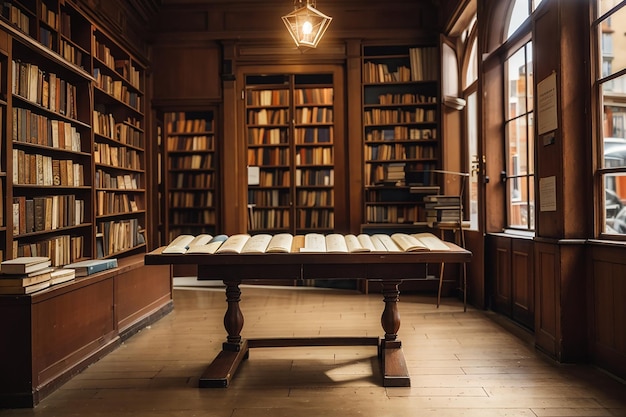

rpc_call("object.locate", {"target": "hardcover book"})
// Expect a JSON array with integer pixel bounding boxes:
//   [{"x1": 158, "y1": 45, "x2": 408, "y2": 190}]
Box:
[
  {"x1": 63, "y1": 259, "x2": 118, "y2": 277},
  {"x1": 1, "y1": 256, "x2": 51, "y2": 274}
]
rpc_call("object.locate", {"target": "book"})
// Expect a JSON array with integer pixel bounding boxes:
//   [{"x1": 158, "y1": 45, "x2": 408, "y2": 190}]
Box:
[
  {"x1": 265, "y1": 233, "x2": 294, "y2": 253},
  {"x1": 216, "y1": 234, "x2": 251, "y2": 254},
  {"x1": 240, "y1": 234, "x2": 272, "y2": 253},
  {"x1": 290, "y1": 235, "x2": 305, "y2": 253},
  {"x1": 1, "y1": 256, "x2": 51, "y2": 274},
  {"x1": 325, "y1": 233, "x2": 348, "y2": 253},
  {"x1": 300, "y1": 233, "x2": 326, "y2": 252},
  {"x1": 186, "y1": 234, "x2": 227, "y2": 254},
  {"x1": 391, "y1": 233, "x2": 431, "y2": 252},
  {"x1": 344, "y1": 234, "x2": 371, "y2": 253},
  {"x1": 410, "y1": 233, "x2": 451, "y2": 251},
  {"x1": 49, "y1": 268, "x2": 76, "y2": 285},
  {"x1": 357, "y1": 234, "x2": 377, "y2": 252},
  {"x1": 0, "y1": 268, "x2": 53, "y2": 287},
  {"x1": 63, "y1": 258, "x2": 118, "y2": 277},
  {"x1": 0, "y1": 279, "x2": 51, "y2": 295},
  {"x1": 162, "y1": 234, "x2": 195, "y2": 254},
  {"x1": 371, "y1": 234, "x2": 402, "y2": 252}
]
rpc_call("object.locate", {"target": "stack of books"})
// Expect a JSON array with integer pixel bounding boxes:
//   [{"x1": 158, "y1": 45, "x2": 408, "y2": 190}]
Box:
[{"x1": 0, "y1": 256, "x2": 54, "y2": 294}]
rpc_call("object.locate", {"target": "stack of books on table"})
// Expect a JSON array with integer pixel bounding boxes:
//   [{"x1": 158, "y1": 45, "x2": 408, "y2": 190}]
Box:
[{"x1": 0, "y1": 256, "x2": 53, "y2": 294}]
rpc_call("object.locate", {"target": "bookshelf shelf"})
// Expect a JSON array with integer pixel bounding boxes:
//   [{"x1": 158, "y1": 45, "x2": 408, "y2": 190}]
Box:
[{"x1": 362, "y1": 44, "x2": 440, "y2": 226}]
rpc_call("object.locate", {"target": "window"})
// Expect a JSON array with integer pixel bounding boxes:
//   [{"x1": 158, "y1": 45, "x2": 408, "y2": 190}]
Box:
[
  {"x1": 504, "y1": 42, "x2": 534, "y2": 230},
  {"x1": 594, "y1": 1, "x2": 626, "y2": 235}
]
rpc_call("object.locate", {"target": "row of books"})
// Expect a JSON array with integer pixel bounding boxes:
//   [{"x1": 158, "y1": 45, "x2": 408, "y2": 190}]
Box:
[
  {"x1": 12, "y1": 149, "x2": 85, "y2": 186},
  {"x1": 13, "y1": 234, "x2": 84, "y2": 266},
  {"x1": 168, "y1": 154, "x2": 213, "y2": 170},
  {"x1": 94, "y1": 69, "x2": 141, "y2": 111},
  {"x1": 12, "y1": 60, "x2": 79, "y2": 119},
  {"x1": 295, "y1": 107, "x2": 334, "y2": 124},
  {"x1": 95, "y1": 170, "x2": 141, "y2": 190},
  {"x1": 94, "y1": 142, "x2": 142, "y2": 170},
  {"x1": 294, "y1": 127, "x2": 333, "y2": 144},
  {"x1": 93, "y1": 39, "x2": 140, "y2": 89},
  {"x1": 365, "y1": 205, "x2": 420, "y2": 224},
  {"x1": 0, "y1": 255, "x2": 119, "y2": 295},
  {"x1": 247, "y1": 127, "x2": 288, "y2": 145},
  {"x1": 95, "y1": 191, "x2": 140, "y2": 216},
  {"x1": 295, "y1": 147, "x2": 333, "y2": 166},
  {"x1": 166, "y1": 135, "x2": 214, "y2": 151},
  {"x1": 246, "y1": 89, "x2": 290, "y2": 107},
  {"x1": 12, "y1": 195, "x2": 85, "y2": 234},
  {"x1": 247, "y1": 109, "x2": 289, "y2": 125},
  {"x1": 296, "y1": 209, "x2": 334, "y2": 229},
  {"x1": 170, "y1": 172, "x2": 214, "y2": 189},
  {"x1": 365, "y1": 143, "x2": 436, "y2": 160},
  {"x1": 248, "y1": 147, "x2": 290, "y2": 166},
  {"x1": 13, "y1": 107, "x2": 83, "y2": 151},
  {"x1": 93, "y1": 108, "x2": 144, "y2": 143},
  {"x1": 3, "y1": 3, "x2": 30, "y2": 34},
  {"x1": 376, "y1": 93, "x2": 436, "y2": 105},
  {"x1": 98, "y1": 219, "x2": 145, "y2": 257},
  {"x1": 60, "y1": 39, "x2": 84, "y2": 68},
  {"x1": 296, "y1": 88, "x2": 333, "y2": 105},
  {"x1": 166, "y1": 113, "x2": 214, "y2": 133},
  {"x1": 365, "y1": 127, "x2": 437, "y2": 141},
  {"x1": 364, "y1": 108, "x2": 436, "y2": 125},
  {"x1": 162, "y1": 232, "x2": 450, "y2": 255},
  {"x1": 249, "y1": 189, "x2": 291, "y2": 206},
  {"x1": 169, "y1": 191, "x2": 214, "y2": 207}
]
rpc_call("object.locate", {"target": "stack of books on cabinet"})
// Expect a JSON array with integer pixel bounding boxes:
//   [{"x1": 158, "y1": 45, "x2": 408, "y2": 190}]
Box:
[
  {"x1": 246, "y1": 73, "x2": 336, "y2": 234},
  {"x1": 424, "y1": 194, "x2": 462, "y2": 226},
  {"x1": 163, "y1": 111, "x2": 218, "y2": 241},
  {"x1": 362, "y1": 44, "x2": 440, "y2": 226},
  {"x1": 0, "y1": 0, "x2": 147, "y2": 266}
]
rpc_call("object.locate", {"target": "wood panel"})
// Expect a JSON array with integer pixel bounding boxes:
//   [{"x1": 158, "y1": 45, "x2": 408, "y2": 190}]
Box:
[
  {"x1": 151, "y1": 42, "x2": 221, "y2": 102},
  {"x1": 590, "y1": 244, "x2": 626, "y2": 379},
  {"x1": 512, "y1": 238, "x2": 534, "y2": 329},
  {"x1": 534, "y1": 241, "x2": 559, "y2": 357}
]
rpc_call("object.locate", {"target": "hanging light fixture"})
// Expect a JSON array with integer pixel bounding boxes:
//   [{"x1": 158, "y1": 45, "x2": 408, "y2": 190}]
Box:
[{"x1": 281, "y1": 0, "x2": 332, "y2": 50}]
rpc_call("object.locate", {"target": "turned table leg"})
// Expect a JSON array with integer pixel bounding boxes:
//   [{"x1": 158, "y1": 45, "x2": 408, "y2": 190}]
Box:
[{"x1": 379, "y1": 280, "x2": 410, "y2": 387}]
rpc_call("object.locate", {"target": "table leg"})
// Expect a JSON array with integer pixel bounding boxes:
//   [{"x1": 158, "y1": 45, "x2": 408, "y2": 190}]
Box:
[
  {"x1": 199, "y1": 279, "x2": 250, "y2": 388},
  {"x1": 380, "y1": 280, "x2": 410, "y2": 387}
]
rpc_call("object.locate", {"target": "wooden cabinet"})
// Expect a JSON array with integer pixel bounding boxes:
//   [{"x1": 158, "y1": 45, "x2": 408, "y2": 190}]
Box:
[
  {"x1": 362, "y1": 44, "x2": 440, "y2": 227},
  {"x1": 244, "y1": 68, "x2": 344, "y2": 234},
  {"x1": 163, "y1": 110, "x2": 218, "y2": 241}
]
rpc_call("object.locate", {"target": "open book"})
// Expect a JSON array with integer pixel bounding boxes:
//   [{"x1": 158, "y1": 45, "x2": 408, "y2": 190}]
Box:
[
  {"x1": 163, "y1": 234, "x2": 213, "y2": 254},
  {"x1": 390, "y1": 232, "x2": 451, "y2": 251},
  {"x1": 186, "y1": 234, "x2": 228, "y2": 254},
  {"x1": 265, "y1": 233, "x2": 294, "y2": 253},
  {"x1": 240, "y1": 234, "x2": 272, "y2": 253},
  {"x1": 215, "y1": 234, "x2": 251, "y2": 254},
  {"x1": 345, "y1": 234, "x2": 371, "y2": 253},
  {"x1": 300, "y1": 233, "x2": 326, "y2": 252}
]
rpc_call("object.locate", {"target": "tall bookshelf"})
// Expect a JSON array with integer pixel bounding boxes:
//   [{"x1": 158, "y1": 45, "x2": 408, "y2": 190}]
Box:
[
  {"x1": 163, "y1": 110, "x2": 218, "y2": 241},
  {"x1": 245, "y1": 72, "x2": 337, "y2": 234},
  {"x1": 0, "y1": 29, "x2": 7, "y2": 262},
  {"x1": 362, "y1": 44, "x2": 440, "y2": 227},
  {"x1": 0, "y1": 1, "x2": 149, "y2": 263},
  {"x1": 92, "y1": 27, "x2": 146, "y2": 257},
  {"x1": 7, "y1": 12, "x2": 94, "y2": 266}
]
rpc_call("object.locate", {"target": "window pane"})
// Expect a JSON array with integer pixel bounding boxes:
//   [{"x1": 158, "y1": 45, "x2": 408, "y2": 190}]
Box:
[
  {"x1": 528, "y1": 112, "x2": 535, "y2": 174},
  {"x1": 507, "y1": 47, "x2": 528, "y2": 119},
  {"x1": 526, "y1": 43, "x2": 534, "y2": 112},
  {"x1": 467, "y1": 91, "x2": 478, "y2": 230},
  {"x1": 465, "y1": 38, "x2": 478, "y2": 88},
  {"x1": 508, "y1": 176, "x2": 533, "y2": 229},
  {"x1": 507, "y1": 0, "x2": 530, "y2": 39},
  {"x1": 604, "y1": 173, "x2": 626, "y2": 234},
  {"x1": 598, "y1": 6, "x2": 626, "y2": 79},
  {"x1": 507, "y1": 117, "x2": 528, "y2": 176},
  {"x1": 600, "y1": 0, "x2": 623, "y2": 18}
]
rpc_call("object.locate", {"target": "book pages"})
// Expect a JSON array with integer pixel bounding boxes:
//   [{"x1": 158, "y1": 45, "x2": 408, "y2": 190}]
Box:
[
  {"x1": 300, "y1": 233, "x2": 326, "y2": 252},
  {"x1": 357, "y1": 234, "x2": 377, "y2": 252},
  {"x1": 241, "y1": 234, "x2": 272, "y2": 253},
  {"x1": 345, "y1": 234, "x2": 370, "y2": 252},
  {"x1": 266, "y1": 233, "x2": 294, "y2": 253},
  {"x1": 411, "y1": 233, "x2": 451, "y2": 251},
  {"x1": 216, "y1": 234, "x2": 251, "y2": 254},
  {"x1": 290, "y1": 235, "x2": 305, "y2": 252},
  {"x1": 162, "y1": 234, "x2": 195, "y2": 253},
  {"x1": 186, "y1": 240, "x2": 224, "y2": 254},
  {"x1": 391, "y1": 233, "x2": 428, "y2": 252},
  {"x1": 372, "y1": 234, "x2": 402, "y2": 252},
  {"x1": 369, "y1": 235, "x2": 389, "y2": 251},
  {"x1": 325, "y1": 233, "x2": 348, "y2": 253}
]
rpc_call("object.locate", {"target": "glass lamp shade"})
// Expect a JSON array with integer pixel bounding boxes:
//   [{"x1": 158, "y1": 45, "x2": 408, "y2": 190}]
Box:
[{"x1": 281, "y1": 3, "x2": 332, "y2": 49}]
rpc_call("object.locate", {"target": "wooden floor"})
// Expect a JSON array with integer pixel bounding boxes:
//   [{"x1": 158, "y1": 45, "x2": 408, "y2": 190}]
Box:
[{"x1": 2, "y1": 283, "x2": 626, "y2": 417}]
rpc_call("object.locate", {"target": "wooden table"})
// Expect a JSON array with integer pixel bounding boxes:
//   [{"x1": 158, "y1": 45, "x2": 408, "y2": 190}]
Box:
[{"x1": 145, "y1": 244, "x2": 471, "y2": 388}]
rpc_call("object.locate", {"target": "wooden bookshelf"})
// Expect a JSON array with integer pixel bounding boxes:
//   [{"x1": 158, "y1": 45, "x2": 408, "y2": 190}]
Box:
[
  {"x1": 92, "y1": 27, "x2": 146, "y2": 258},
  {"x1": 362, "y1": 44, "x2": 440, "y2": 227},
  {"x1": 245, "y1": 71, "x2": 339, "y2": 234},
  {"x1": 163, "y1": 110, "x2": 218, "y2": 241}
]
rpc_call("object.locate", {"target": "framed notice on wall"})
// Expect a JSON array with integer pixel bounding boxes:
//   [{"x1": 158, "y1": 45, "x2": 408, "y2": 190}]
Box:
[{"x1": 537, "y1": 72, "x2": 558, "y2": 135}]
